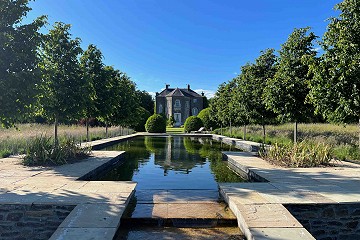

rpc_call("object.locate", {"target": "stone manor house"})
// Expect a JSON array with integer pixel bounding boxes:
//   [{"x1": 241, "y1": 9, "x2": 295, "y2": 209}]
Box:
[{"x1": 155, "y1": 84, "x2": 204, "y2": 127}]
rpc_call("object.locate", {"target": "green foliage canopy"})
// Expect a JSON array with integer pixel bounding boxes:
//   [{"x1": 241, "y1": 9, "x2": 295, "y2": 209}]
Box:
[
  {"x1": 307, "y1": 0, "x2": 360, "y2": 123},
  {"x1": 263, "y1": 27, "x2": 317, "y2": 123},
  {"x1": 80, "y1": 44, "x2": 105, "y2": 121},
  {"x1": 0, "y1": 0, "x2": 46, "y2": 127}
]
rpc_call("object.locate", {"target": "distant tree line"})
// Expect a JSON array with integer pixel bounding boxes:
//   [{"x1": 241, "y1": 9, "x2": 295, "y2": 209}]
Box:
[
  {"x1": 0, "y1": 0, "x2": 154, "y2": 145},
  {"x1": 209, "y1": 0, "x2": 360, "y2": 146}
]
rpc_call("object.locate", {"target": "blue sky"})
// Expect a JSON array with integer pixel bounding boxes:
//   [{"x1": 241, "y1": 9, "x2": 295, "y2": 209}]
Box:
[{"x1": 26, "y1": 0, "x2": 340, "y2": 98}]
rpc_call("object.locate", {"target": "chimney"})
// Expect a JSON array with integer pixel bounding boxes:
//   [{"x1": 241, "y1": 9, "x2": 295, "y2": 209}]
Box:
[
  {"x1": 166, "y1": 84, "x2": 170, "y2": 89},
  {"x1": 201, "y1": 91, "x2": 204, "y2": 97},
  {"x1": 187, "y1": 84, "x2": 190, "y2": 90},
  {"x1": 155, "y1": 92, "x2": 159, "y2": 96}
]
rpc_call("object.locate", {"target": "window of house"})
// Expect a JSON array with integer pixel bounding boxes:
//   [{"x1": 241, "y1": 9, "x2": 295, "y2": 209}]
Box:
[
  {"x1": 192, "y1": 107, "x2": 198, "y2": 116},
  {"x1": 185, "y1": 101, "x2": 189, "y2": 108},
  {"x1": 159, "y1": 104, "x2": 163, "y2": 113},
  {"x1": 193, "y1": 99, "x2": 197, "y2": 103},
  {"x1": 174, "y1": 99, "x2": 181, "y2": 107}
]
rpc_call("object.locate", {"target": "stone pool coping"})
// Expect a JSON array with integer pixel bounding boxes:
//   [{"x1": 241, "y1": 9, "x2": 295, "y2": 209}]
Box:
[{"x1": 220, "y1": 151, "x2": 360, "y2": 240}]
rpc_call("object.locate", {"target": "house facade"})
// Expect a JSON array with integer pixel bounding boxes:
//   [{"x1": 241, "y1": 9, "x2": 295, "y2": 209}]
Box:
[{"x1": 155, "y1": 84, "x2": 204, "y2": 127}]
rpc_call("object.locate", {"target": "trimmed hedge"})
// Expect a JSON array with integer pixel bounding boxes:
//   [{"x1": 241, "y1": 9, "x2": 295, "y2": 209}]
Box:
[
  {"x1": 145, "y1": 114, "x2": 166, "y2": 133},
  {"x1": 184, "y1": 116, "x2": 203, "y2": 133}
]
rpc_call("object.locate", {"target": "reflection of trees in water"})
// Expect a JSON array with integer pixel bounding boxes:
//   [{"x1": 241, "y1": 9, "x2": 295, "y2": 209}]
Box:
[
  {"x1": 98, "y1": 137, "x2": 151, "y2": 180},
  {"x1": 184, "y1": 137, "x2": 243, "y2": 182},
  {"x1": 183, "y1": 137, "x2": 203, "y2": 154},
  {"x1": 144, "y1": 136, "x2": 167, "y2": 154}
]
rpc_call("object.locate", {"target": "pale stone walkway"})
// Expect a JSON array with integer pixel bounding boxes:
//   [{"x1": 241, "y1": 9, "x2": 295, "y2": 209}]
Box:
[
  {"x1": 0, "y1": 151, "x2": 136, "y2": 240},
  {"x1": 220, "y1": 151, "x2": 360, "y2": 240}
]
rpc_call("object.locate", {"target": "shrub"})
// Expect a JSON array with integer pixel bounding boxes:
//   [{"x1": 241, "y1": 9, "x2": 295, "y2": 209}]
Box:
[
  {"x1": 184, "y1": 116, "x2": 203, "y2": 133},
  {"x1": 167, "y1": 115, "x2": 175, "y2": 127},
  {"x1": 145, "y1": 114, "x2": 166, "y2": 133},
  {"x1": 260, "y1": 141, "x2": 332, "y2": 167},
  {"x1": 23, "y1": 135, "x2": 91, "y2": 166},
  {"x1": 0, "y1": 149, "x2": 11, "y2": 158},
  {"x1": 197, "y1": 108, "x2": 218, "y2": 130}
]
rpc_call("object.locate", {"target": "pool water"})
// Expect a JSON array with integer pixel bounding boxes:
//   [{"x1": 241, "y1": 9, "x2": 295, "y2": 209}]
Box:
[{"x1": 96, "y1": 136, "x2": 245, "y2": 190}]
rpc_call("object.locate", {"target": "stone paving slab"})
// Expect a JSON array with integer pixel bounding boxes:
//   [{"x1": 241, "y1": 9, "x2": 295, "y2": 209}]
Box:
[
  {"x1": 236, "y1": 203, "x2": 302, "y2": 228},
  {"x1": 250, "y1": 228, "x2": 315, "y2": 240},
  {"x1": 50, "y1": 227, "x2": 117, "y2": 240},
  {"x1": 59, "y1": 203, "x2": 126, "y2": 228}
]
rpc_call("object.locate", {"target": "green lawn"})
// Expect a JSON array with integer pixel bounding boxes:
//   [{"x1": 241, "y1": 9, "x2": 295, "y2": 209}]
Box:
[{"x1": 166, "y1": 127, "x2": 184, "y2": 134}]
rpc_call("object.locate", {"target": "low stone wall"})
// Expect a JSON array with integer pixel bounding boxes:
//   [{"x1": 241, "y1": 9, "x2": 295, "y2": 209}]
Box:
[
  {"x1": 0, "y1": 204, "x2": 75, "y2": 240},
  {"x1": 285, "y1": 204, "x2": 360, "y2": 240}
]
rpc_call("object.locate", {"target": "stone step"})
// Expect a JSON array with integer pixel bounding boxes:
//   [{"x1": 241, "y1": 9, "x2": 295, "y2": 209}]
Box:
[
  {"x1": 120, "y1": 217, "x2": 238, "y2": 228},
  {"x1": 121, "y1": 189, "x2": 238, "y2": 228},
  {"x1": 125, "y1": 202, "x2": 236, "y2": 219},
  {"x1": 114, "y1": 226, "x2": 244, "y2": 240}
]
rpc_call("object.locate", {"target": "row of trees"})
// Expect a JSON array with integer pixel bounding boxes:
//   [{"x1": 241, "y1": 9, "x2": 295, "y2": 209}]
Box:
[
  {"x1": 1, "y1": 0, "x2": 154, "y2": 145},
  {"x1": 210, "y1": 0, "x2": 360, "y2": 145}
]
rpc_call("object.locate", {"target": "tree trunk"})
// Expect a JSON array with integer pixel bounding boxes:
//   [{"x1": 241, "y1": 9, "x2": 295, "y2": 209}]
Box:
[
  {"x1": 243, "y1": 124, "x2": 247, "y2": 140},
  {"x1": 294, "y1": 121, "x2": 298, "y2": 144},
  {"x1": 221, "y1": 124, "x2": 223, "y2": 136},
  {"x1": 358, "y1": 118, "x2": 360, "y2": 149},
  {"x1": 86, "y1": 118, "x2": 89, "y2": 142},
  {"x1": 262, "y1": 117, "x2": 266, "y2": 144},
  {"x1": 54, "y1": 115, "x2": 59, "y2": 148},
  {"x1": 230, "y1": 119, "x2": 232, "y2": 136},
  {"x1": 105, "y1": 123, "x2": 108, "y2": 138},
  {"x1": 262, "y1": 124, "x2": 266, "y2": 144}
]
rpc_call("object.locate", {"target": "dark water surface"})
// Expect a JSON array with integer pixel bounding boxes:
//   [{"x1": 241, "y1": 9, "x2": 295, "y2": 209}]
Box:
[{"x1": 97, "y1": 136, "x2": 244, "y2": 190}]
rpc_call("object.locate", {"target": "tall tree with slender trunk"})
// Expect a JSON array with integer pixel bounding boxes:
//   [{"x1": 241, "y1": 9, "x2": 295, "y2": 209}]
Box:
[
  {"x1": 38, "y1": 22, "x2": 85, "y2": 146},
  {"x1": 80, "y1": 44, "x2": 104, "y2": 141},
  {"x1": 236, "y1": 49, "x2": 278, "y2": 143},
  {"x1": 0, "y1": 0, "x2": 46, "y2": 127},
  {"x1": 263, "y1": 27, "x2": 317, "y2": 143}
]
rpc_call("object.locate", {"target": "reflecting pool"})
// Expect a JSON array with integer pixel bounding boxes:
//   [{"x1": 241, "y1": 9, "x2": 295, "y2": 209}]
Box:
[{"x1": 96, "y1": 136, "x2": 245, "y2": 190}]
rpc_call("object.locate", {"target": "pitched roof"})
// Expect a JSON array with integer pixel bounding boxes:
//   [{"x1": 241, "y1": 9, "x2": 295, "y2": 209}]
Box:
[{"x1": 157, "y1": 88, "x2": 202, "y2": 98}]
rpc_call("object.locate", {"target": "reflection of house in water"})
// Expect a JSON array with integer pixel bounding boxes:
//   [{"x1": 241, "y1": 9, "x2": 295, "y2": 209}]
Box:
[{"x1": 154, "y1": 136, "x2": 206, "y2": 175}]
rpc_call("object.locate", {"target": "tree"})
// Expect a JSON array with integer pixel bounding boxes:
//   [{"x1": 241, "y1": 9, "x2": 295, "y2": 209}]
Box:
[
  {"x1": 131, "y1": 107, "x2": 151, "y2": 132},
  {"x1": 0, "y1": 0, "x2": 46, "y2": 127},
  {"x1": 136, "y1": 90, "x2": 154, "y2": 114},
  {"x1": 263, "y1": 28, "x2": 317, "y2": 143},
  {"x1": 307, "y1": 0, "x2": 360, "y2": 147},
  {"x1": 38, "y1": 22, "x2": 85, "y2": 146},
  {"x1": 210, "y1": 81, "x2": 238, "y2": 135},
  {"x1": 108, "y1": 70, "x2": 138, "y2": 128},
  {"x1": 80, "y1": 44, "x2": 105, "y2": 141},
  {"x1": 237, "y1": 49, "x2": 278, "y2": 143}
]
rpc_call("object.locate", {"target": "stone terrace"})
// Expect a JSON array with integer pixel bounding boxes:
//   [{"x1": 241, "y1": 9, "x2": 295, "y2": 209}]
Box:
[{"x1": 220, "y1": 151, "x2": 360, "y2": 240}]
